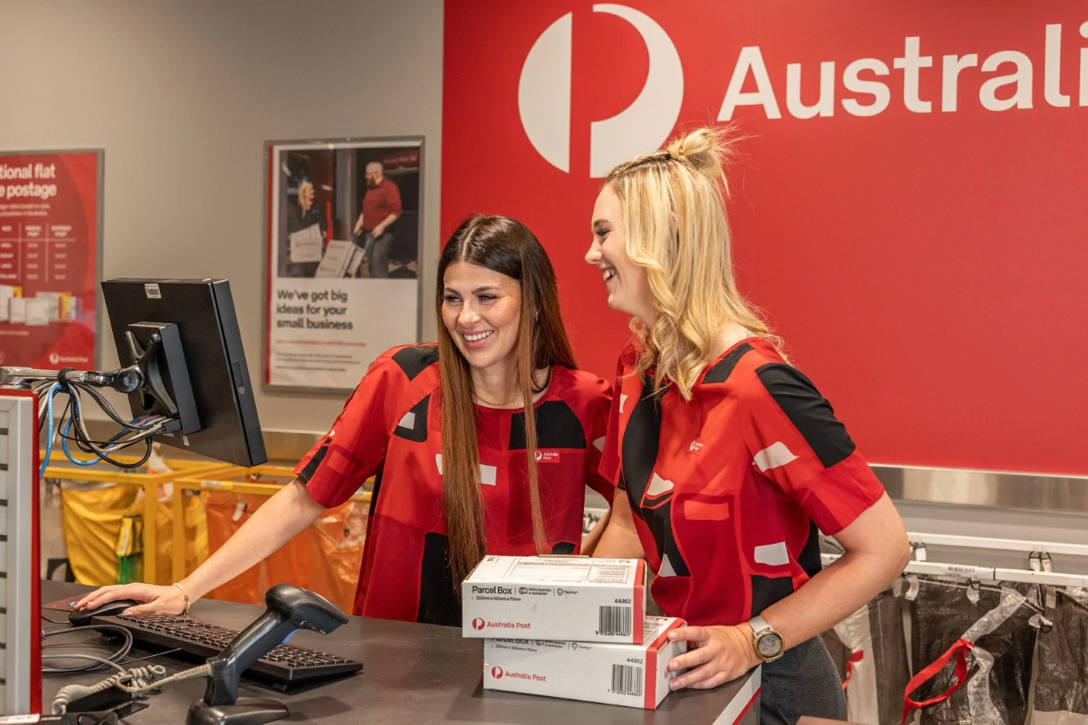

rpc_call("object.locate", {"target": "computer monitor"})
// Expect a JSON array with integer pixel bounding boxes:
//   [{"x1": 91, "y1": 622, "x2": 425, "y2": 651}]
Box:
[{"x1": 101, "y1": 279, "x2": 267, "y2": 467}]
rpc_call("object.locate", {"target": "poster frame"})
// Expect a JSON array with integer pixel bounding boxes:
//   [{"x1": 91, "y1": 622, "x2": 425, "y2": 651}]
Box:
[
  {"x1": 0, "y1": 147, "x2": 104, "y2": 370},
  {"x1": 261, "y1": 136, "x2": 425, "y2": 396}
]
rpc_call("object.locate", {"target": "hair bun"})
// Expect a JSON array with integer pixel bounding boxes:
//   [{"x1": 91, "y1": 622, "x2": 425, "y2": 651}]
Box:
[{"x1": 666, "y1": 127, "x2": 730, "y2": 182}]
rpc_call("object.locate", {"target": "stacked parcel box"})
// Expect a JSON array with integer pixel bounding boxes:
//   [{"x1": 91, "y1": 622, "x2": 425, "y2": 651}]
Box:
[{"x1": 462, "y1": 555, "x2": 686, "y2": 709}]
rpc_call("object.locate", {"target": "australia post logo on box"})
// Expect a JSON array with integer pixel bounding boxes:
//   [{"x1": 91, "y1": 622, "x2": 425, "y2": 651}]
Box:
[
  {"x1": 471, "y1": 617, "x2": 534, "y2": 632},
  {"x1": 489, "y1": 666, "x2": 546, "y2": 683},
  {"x1": 475, "y1": 619, "x2": 533, "y2": 631}
]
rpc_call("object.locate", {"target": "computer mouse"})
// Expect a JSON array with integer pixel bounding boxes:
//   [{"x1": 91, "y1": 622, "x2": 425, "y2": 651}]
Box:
[{"x1": 68, "y1": 599, "x2": 140, "y2": 627}]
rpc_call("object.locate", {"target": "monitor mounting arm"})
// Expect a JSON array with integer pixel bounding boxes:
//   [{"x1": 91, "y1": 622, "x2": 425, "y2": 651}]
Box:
[{"x1": 0, "y1": 329, "x2": 183, "y2": 418}]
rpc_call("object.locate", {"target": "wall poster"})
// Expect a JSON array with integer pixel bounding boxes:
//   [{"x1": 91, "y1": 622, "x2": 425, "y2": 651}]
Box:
[
  {"x1": 0, "y1": 150, "x2": 101, "y2": 369},
  {"x1": 264, "y1": 138, "x2": 423, "y2": 391}
]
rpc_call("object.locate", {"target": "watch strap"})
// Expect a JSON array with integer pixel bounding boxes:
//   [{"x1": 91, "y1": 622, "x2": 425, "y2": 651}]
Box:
[
  {"x1": 749, "y1": 614, "x2": 771, "y2": 636},
  {"x1": 747, "y1": 614, "x2": 784, "y2": 662}
]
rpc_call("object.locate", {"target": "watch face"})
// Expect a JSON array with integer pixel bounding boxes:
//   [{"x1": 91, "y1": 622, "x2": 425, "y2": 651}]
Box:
[{"x1": 757, "y1": 632, "x2": 783, "y2": 658}]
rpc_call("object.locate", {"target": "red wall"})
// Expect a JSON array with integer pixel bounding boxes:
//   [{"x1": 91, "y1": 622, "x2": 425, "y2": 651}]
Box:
[{"x1": 442, "y1": 1, "x2": 1088, "y2": 475}]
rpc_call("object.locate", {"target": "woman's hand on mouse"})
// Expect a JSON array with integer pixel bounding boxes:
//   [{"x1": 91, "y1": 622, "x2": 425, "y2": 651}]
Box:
[{"x1": 75, "y1": 583, "x2": 189, "y2": 616}]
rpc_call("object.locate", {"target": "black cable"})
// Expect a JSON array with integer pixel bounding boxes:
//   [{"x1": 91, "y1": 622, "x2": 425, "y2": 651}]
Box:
[
  {"x1": 90, "y1": 439, "x2": 154, "y2": 469},
  {"x1": 57, "y1": 384, "x2": 162, "y2": 468},
  {"x1": 36, "y1": 371, "x2": 175, "y2": 472},
  {"x1": 73, "y1": 382, "x2": 155, "y2": 431},
  {"x1": 41, "y1": 624, "x2": 134, "y2": 675}
]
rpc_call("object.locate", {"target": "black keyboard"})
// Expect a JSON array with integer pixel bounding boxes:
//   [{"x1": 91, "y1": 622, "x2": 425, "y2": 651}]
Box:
[{"x1": 94, "y1": 612, "x2": 362, "y2": 689}]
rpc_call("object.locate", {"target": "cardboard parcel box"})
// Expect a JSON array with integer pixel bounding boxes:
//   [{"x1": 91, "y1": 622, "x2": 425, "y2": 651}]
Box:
[
  {"x1": 463, "y1": 556, "x2": 647, "y2": 643},
  {"x1": 483, "y1": 616, "x2": 686, "y2": 709}
]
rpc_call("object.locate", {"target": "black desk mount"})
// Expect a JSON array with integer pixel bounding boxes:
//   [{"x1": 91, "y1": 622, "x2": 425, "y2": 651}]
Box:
[
  {"x1": 186, "y1": 584, "x2": 349, "y2": 725},
  {"x1": 0, "y1": 321, "x2": 200, "y2": 434}
]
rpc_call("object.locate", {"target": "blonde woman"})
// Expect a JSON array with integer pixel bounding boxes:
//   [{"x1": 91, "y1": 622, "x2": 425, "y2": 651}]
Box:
[
  {"x1": 587, "y1": 128, "x2": 910, "y2": 723},
  {"x1": 285, "y1": 180, "x2": 326, "y2": 277}
]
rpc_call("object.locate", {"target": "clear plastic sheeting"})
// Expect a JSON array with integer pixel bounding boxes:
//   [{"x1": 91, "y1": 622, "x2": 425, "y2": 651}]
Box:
[
  {"x1": 823, "y1": 588, "x2": 911, "y2": 724},
  {"x1": 906, "y1": 579, "x2": 1042, "y2": 724},
  {"x1": 1032, "y1": 589, "x2": 1088, "y2": 725}
]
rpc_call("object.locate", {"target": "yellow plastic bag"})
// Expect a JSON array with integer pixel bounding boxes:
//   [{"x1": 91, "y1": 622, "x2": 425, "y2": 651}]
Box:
[
  {"x1": 60, "y1": 483, "x2": 137, "y2": 587},
  {"x1": 149, "y1": 485, "x2": 209, "y2": 585}
]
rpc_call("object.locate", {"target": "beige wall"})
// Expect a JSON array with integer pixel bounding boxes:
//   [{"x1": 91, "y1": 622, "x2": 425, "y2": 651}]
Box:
[{"x1": 0, "y1": 0, "x2": 443, "y2": 437}]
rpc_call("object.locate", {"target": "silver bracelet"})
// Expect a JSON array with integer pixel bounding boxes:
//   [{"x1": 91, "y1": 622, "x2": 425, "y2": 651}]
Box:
[{"x1": 173, "y1": 582, "x2": 192, "y2": 615}]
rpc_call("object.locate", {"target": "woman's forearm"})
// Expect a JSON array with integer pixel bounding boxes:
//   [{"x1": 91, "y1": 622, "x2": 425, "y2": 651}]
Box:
[
  {"x1": 180, "y1": 479, "x2": 326, "y2": 600},
  {"x1": 757, "y1": 545, "x2": 907, "y2": 652},
  {"x1": 757, "y1": 496, "x2": 910, "y2": 652}
]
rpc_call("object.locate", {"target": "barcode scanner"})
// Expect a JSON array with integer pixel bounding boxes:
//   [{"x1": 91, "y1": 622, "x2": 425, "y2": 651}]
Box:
[{"x1": 187, "y1": 584, "x2": 349, "y2": 725}]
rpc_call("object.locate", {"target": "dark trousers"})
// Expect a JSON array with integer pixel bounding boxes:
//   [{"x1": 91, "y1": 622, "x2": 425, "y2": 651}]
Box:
[
  {"x1": 760, "y1": 636, "x2": 847, "y2": 724},
  {"x1": 364, "y1": 232, "x2": 395, "y2": 278}
]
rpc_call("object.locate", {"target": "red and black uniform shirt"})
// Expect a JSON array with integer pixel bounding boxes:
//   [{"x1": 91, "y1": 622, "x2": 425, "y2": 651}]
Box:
[
  {"x1": 600, "y1": 338, "x2": 884, "y2": 627},
  {"x1": 296, "y1": 345, "x2": 613, "y2": 625}
]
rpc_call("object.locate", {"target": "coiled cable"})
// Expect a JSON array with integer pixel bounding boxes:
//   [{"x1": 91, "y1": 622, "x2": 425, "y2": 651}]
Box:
[
  {"x1": 50, "y1": 654, "x2": 211, "y2": 715},
  {"x1": 49, "y1": 654, "x2": 161, "y2": 714}
]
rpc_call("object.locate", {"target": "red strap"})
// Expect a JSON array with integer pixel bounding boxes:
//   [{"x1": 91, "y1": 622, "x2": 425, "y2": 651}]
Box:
[
  {"x1": 900, "y1": 639, "x2": 974, "y2": 725},
  {"x1": 842, "y1": 650, "x2": 865, "y2": 691}
]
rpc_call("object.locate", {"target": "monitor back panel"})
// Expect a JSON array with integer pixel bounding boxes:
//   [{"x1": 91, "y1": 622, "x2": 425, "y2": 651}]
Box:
[{"x1": 101, "y1": 279, "x2": 266, "y2": 467}]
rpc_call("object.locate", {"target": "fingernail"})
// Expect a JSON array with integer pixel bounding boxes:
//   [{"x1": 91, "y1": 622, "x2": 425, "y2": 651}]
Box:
[{"x1": 670, "y1": 681, "x2": 680, "y2": 690}]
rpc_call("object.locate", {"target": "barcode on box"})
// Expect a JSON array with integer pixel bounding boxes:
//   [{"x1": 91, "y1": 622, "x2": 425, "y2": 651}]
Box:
[
  {"x1": 599, "y1": 605, "x2": 632, "y2": 637},
  {"x1": 611, "y1": 664, "x2": 643, "y2": 696}
]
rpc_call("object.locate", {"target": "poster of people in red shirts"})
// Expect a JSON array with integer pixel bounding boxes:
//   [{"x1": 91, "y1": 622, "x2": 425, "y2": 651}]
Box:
[
  {"x1": 265, "y1": 138, "x2": 423, "y2": 391},
  {"x1": 0, "y1": 151, "x2": 101, "y2": 370}
]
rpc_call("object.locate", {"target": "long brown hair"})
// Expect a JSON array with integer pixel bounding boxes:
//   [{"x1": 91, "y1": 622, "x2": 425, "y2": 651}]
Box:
[{"x1": 436, "y1": 214, "x2": 577, "y2": 588}]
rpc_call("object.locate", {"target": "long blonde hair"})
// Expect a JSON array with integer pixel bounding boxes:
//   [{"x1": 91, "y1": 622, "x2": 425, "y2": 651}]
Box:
[{"x1": 605, "y1": 127, "x2": 781, "y2": 399}]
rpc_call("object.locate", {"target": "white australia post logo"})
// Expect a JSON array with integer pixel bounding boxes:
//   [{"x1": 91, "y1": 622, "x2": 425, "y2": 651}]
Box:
[
  {"x1": 519, "y1": 10, "x2": 1086, "y2": 173},
  {"x1": 518, "y1": 3, "x2": 684, "y2": 177}
]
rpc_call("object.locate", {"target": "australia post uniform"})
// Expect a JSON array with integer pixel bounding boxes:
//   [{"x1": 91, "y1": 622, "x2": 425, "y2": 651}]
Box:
[
  {"x1": 600, "y1": 337, "x2": 886, "y2": 721},
  {"x1": 296, "y1": 345, "x2": 613, "y2": 626}
]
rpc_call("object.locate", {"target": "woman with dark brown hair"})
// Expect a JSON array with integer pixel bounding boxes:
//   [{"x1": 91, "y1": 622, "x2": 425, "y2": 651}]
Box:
[{"x1": 76, "y1": 214, "x2": 613, "y2": 626}]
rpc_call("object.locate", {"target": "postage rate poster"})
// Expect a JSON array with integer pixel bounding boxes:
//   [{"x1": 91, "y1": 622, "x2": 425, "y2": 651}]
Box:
[{"x1": 0, "y1": 151, "x2": 100, "y2": 369}]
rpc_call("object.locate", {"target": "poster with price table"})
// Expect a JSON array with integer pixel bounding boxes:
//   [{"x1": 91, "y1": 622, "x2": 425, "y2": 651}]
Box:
[{"x1": 0, "y1": 151, "x2": 101, "y2": 369}]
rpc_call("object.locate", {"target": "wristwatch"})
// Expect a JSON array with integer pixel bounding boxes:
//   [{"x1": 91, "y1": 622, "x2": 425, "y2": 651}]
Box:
[{"x1": 747, "y1": 615, "x2": 784, "y2": 662}]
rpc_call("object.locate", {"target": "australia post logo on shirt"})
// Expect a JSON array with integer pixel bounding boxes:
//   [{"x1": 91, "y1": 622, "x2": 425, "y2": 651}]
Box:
[{"x1": 535, "y1": 450, "x2": 561, "y2": 463}]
